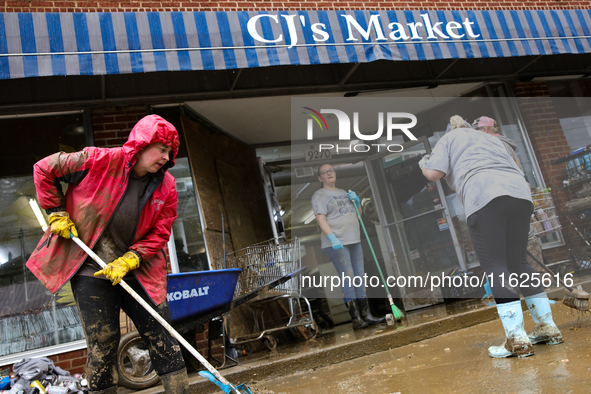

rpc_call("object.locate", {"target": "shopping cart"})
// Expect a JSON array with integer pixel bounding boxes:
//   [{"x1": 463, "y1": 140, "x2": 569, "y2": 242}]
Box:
[
  {"x1": 219, "y1": 237, "x2": 318, "y2": 351},
  {"x1": 528, "y1": 190, "x2": 568, "y2": 276},
  {"x1": 117, "y1": 267, "x2": 304, "y2": 390}
]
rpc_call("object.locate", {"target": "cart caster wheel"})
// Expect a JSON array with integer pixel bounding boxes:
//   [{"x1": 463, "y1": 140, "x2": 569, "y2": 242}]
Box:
[
  {"x1": 306, "y1": 323, "x2": 320, "y2": 340},
  {"x1": 118, "y1": 331, "x2": 160, "y2": 390},
  {"x1": 264, "y1": 336, "x2": 277, "y2": 350},
  {"x1": 290, "y1": 322, "x2": 319, "y2": 341}
]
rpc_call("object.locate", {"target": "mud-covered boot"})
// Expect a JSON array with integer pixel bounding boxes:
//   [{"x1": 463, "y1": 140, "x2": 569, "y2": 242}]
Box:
[
  {"x1": 358, "y1": 298, "x2": 386, "y2": 324},
  {"x1": 90, "y1": 386, "x2": 118, "y2": 394},
  {"x1": 160, "y1": 368, "x2": 189, "y2": 394},
  {"x1": 488, "y1": 300, "x2": 534, "y2": 358},
  {"x1": 346, "y1": 299, "x2": 368, "y2": 330},
  {"x1": 525, "y1": 292, "x2": 563, "y2": 345}
]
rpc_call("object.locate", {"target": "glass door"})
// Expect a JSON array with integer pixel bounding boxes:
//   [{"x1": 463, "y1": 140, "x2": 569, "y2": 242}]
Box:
[{"x1": 366, "y1": 137, "x2": 465, "y2": 311}]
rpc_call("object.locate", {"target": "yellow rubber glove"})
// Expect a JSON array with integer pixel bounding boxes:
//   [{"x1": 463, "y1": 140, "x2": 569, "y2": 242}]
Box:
[
  {"x1": 94, "y1": 251, "x2": 141, "y2": 286},
  {"x1": 48, "y1": 211, "x2": 78, "y2": 239}
]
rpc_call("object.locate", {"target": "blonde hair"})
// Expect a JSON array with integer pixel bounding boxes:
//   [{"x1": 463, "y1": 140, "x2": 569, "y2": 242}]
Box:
[{"x1": 445, "y1": 115, "x2": 472, "y2": 133}]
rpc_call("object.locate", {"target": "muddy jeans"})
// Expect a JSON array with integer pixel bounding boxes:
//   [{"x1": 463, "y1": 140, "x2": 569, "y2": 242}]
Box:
[
  {"x1": 322, "y1": 242, "x2": 367, "y2": 302},
  {"x1": 71, "y1": 275, "x2": 185, "y2": 391},
  {"x1": 467, "y1": 196, "x2": 544, "y2": 304}
]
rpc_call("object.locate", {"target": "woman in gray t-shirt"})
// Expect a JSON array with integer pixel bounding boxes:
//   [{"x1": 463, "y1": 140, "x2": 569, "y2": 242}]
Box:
[
  {"x1": 312, "y1": 164, "x2": 384, "y2": 330},
  {"x1": 420, "y1": 115, "x2": 562, "y2": 359}
]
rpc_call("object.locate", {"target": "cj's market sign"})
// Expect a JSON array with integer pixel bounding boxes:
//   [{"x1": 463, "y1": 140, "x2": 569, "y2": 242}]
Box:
[
  {"x1": 247, "y1": 13, "x2": 480, "y2": 47},
  {"x1": 2, "y1": 9, "x2": 584, "y2": 79}
]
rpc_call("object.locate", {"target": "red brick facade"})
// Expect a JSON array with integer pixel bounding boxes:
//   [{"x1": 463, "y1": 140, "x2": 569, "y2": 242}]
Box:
[
  {"x1": 2, "y1": 1, "x2": 591, "y2": 12},
  {"x1": 2, "y1": 0, "x2": 585, "y2": 380},
  {"x1": 512, "y1": 82, "x2": 572, "y2": 263},
  {"x1": 91, "y1": 107, "x2": 147, "y2": 148},
  {"x1": 53, "y1": 349, "x2": 88, "y2": 376}
]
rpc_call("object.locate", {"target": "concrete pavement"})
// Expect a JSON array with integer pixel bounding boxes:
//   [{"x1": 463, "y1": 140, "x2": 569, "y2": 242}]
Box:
[
  {"x1": 119, "y1": 277, "x2": 591, "y2": 394},
  {"x1": 249, "y1": 302, "x2": 591, "y2": 394}
]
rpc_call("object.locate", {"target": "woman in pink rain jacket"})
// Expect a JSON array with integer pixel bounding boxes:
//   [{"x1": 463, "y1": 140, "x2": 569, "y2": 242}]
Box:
[{"x1": 27, "y1": 114, "x2": 189, "y2": 393}]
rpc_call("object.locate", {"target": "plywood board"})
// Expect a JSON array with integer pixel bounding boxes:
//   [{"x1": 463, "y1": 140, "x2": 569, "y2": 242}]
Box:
[
  {"x1": 216, "y1": 159, "x2": 259, "y2": 251},
  {"x1": 180, "y1": 114, "x2": 273, "y2": 263}
]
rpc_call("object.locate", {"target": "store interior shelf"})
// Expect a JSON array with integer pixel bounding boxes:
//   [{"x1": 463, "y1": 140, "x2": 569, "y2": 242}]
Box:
[
  {"x1": 563, "y1": 175, "x2": 591, "y2": 189},
  {"x1": 544, "y1": 259, "x2": 571, "y2": 268},
  {"x1": 551, "y1": 145, "x2": 591, "y2": 165},
  {"x1": 565, "y1": 205, "x2": 591, "y2": 217}
]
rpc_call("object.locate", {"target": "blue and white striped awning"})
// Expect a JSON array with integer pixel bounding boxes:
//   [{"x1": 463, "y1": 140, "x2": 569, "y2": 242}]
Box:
[{"x1": 1, "y1": 10, "x2": 591, "y2": 79}]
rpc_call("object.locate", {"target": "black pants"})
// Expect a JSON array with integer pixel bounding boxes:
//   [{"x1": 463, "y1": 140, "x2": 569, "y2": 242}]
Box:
[
  {"x1": 71, "y1": 276, "x2": 185, "y2": 391},
  {"x1": 467, "y1": 196, "x2": 543, "y2": 304}
]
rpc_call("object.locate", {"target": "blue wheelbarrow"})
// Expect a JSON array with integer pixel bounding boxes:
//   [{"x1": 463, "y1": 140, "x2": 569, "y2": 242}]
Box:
[{"x1": 116, "y1": 267, "x2": 304, "y2": 390}]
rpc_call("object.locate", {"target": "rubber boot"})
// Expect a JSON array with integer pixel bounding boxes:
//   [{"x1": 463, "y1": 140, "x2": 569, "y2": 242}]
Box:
[
  {"x1": 89, "y1": 386, "x2": 118, "y2": 394},
  {"x1": 346, "y1": 299, "x2": 368, "y2": 330},
  {"x1": 525, "y1": 292, "x2": 564, "y2": 345},
  {"x1": 358, "y1": 298, "x2": 386, "y2": 324},
  {"x1": 160, "y1": 368, "x2": 189, "y2": 394},
  {"x1": 488, "y1": 300, "x2": 535, "y2": 358}
]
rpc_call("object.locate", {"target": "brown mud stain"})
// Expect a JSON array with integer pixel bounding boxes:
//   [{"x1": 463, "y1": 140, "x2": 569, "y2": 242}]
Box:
[{"x1": 248, "y1": 303, "x2": 591, "y2": 394}]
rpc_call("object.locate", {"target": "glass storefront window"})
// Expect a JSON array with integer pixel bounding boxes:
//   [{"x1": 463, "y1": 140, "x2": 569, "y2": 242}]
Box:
[
  {"x1": 167, "y1": 157, "x2": 209, "y2": 272},
  {"x1": 153, "y1": 106, "x2": 210, "y2": 273},
  {"x1": 1, "y1": 108, "x2": 210, "y2": 361},
  {"x1": 0, "y1": 112, "x2": 87, "y2": 358}
]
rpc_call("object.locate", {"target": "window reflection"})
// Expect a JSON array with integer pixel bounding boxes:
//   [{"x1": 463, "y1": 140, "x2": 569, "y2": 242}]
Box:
[
  {"x1": 168, "y1": 157, "x2": 209, "y2": 272},
  {"x1": 0, "y1": 112, "x2": 86, "y2": 356}
]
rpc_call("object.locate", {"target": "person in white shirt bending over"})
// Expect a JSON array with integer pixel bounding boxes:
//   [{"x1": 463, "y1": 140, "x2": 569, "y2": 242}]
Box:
[{"x1": 420, "y1": 115, "x2": 562, "y2": 358}]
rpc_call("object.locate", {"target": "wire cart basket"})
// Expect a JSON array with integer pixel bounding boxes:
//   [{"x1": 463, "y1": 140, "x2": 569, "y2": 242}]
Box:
[
  {"x1": 527, "y1": 190, "x2": 567, "y2": 276},
  {"x1": 218, "y1": 237, "x2": 318, "y2": 351}
]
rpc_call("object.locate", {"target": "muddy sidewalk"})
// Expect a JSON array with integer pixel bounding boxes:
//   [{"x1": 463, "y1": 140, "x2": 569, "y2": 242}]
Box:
[
  {"x1": 118, "y1": 291, "x2": 590, "y2": 394},
  {"x1": 120, "y1": 299, "x2": 498, "y2": 394},
  {"x1": 250, "y1": 302, "x2": 591, "y2": 394}
]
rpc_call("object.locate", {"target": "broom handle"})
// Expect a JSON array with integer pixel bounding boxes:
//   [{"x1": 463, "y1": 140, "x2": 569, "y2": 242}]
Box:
[
  {"x1": 525, "y1": 249, "x2": 574, "y2": 292},
  {"x1": 349, "y1": 194, "x2": 399, "y2": 314},
  {"x1": 71, "y1": 235, "x2": 242, "y2": 394},
  {"x1": 564, "y1": 214, "x2": 591, "y2": 247}
]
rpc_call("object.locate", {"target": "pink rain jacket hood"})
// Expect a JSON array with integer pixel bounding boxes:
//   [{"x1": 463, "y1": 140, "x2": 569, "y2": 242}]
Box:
[{"x1": 27, "y1": 115, "x2": 180, "y2": 305}]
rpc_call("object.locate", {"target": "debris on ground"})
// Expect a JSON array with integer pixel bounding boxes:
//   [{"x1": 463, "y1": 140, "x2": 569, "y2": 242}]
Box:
[
  {"x1": 249, "y1": 388, "x2": 277, "y2": 394},
  {"x1": 4, "y1": 357, "x2": 88, "y2": 393}
]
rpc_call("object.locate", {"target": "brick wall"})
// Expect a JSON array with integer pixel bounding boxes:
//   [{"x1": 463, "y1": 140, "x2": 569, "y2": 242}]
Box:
[
  {"x1": 3, "y1": 324, "x2": 222, "y2": 377},
  {"x1": 91, "y1": 106, "x2": 147, "y2": 148},
  {"x1": 3, "y1": 0, "x2": 591, "y2": 12},
  {"x1": 511, "y1": 81, "x2": 571, "y2": 263},
  {"x1": 194, "y1": 322, "x2": 225, "y2": 361},
  {"x1": 5, "y1": 0, "x2": 585, "y2": 378},
  {"x1": 3, "y1": 349, "x2": 88, "y2": 378},
  {"x1": 51, "y1": 349, "x2": 88, "y2": 376}
]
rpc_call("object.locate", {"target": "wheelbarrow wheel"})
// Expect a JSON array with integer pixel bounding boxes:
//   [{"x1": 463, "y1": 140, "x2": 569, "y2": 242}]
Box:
[{"x1": 117, "y1": 331, "x2": 160, "y2": 390}]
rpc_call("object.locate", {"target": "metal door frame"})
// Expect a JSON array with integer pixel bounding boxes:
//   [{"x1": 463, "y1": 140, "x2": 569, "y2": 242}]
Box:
[
  {"x1": 258, "y1": 157, "x2": 284, "y2": 241},
  {"x1": 364, "y1": 136, "x2": 467, "y2": 302}
]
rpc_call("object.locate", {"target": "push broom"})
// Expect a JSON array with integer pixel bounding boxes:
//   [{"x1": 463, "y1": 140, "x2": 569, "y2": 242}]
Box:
[
  {"x1": 350, "y1": 193, "x2": 404, "y2": 321},
  {"x1": 70, "y1": 234, "x2": 252, "y2": 394}
]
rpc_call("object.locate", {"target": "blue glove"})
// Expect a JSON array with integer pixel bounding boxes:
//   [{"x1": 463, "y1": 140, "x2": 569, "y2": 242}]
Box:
[
  {"x1": 327, "y1": 233, "x2": 343, "y2": 250},
  {"x1": 347, "y1": 191, "x2": 360, "y2": 207}
]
